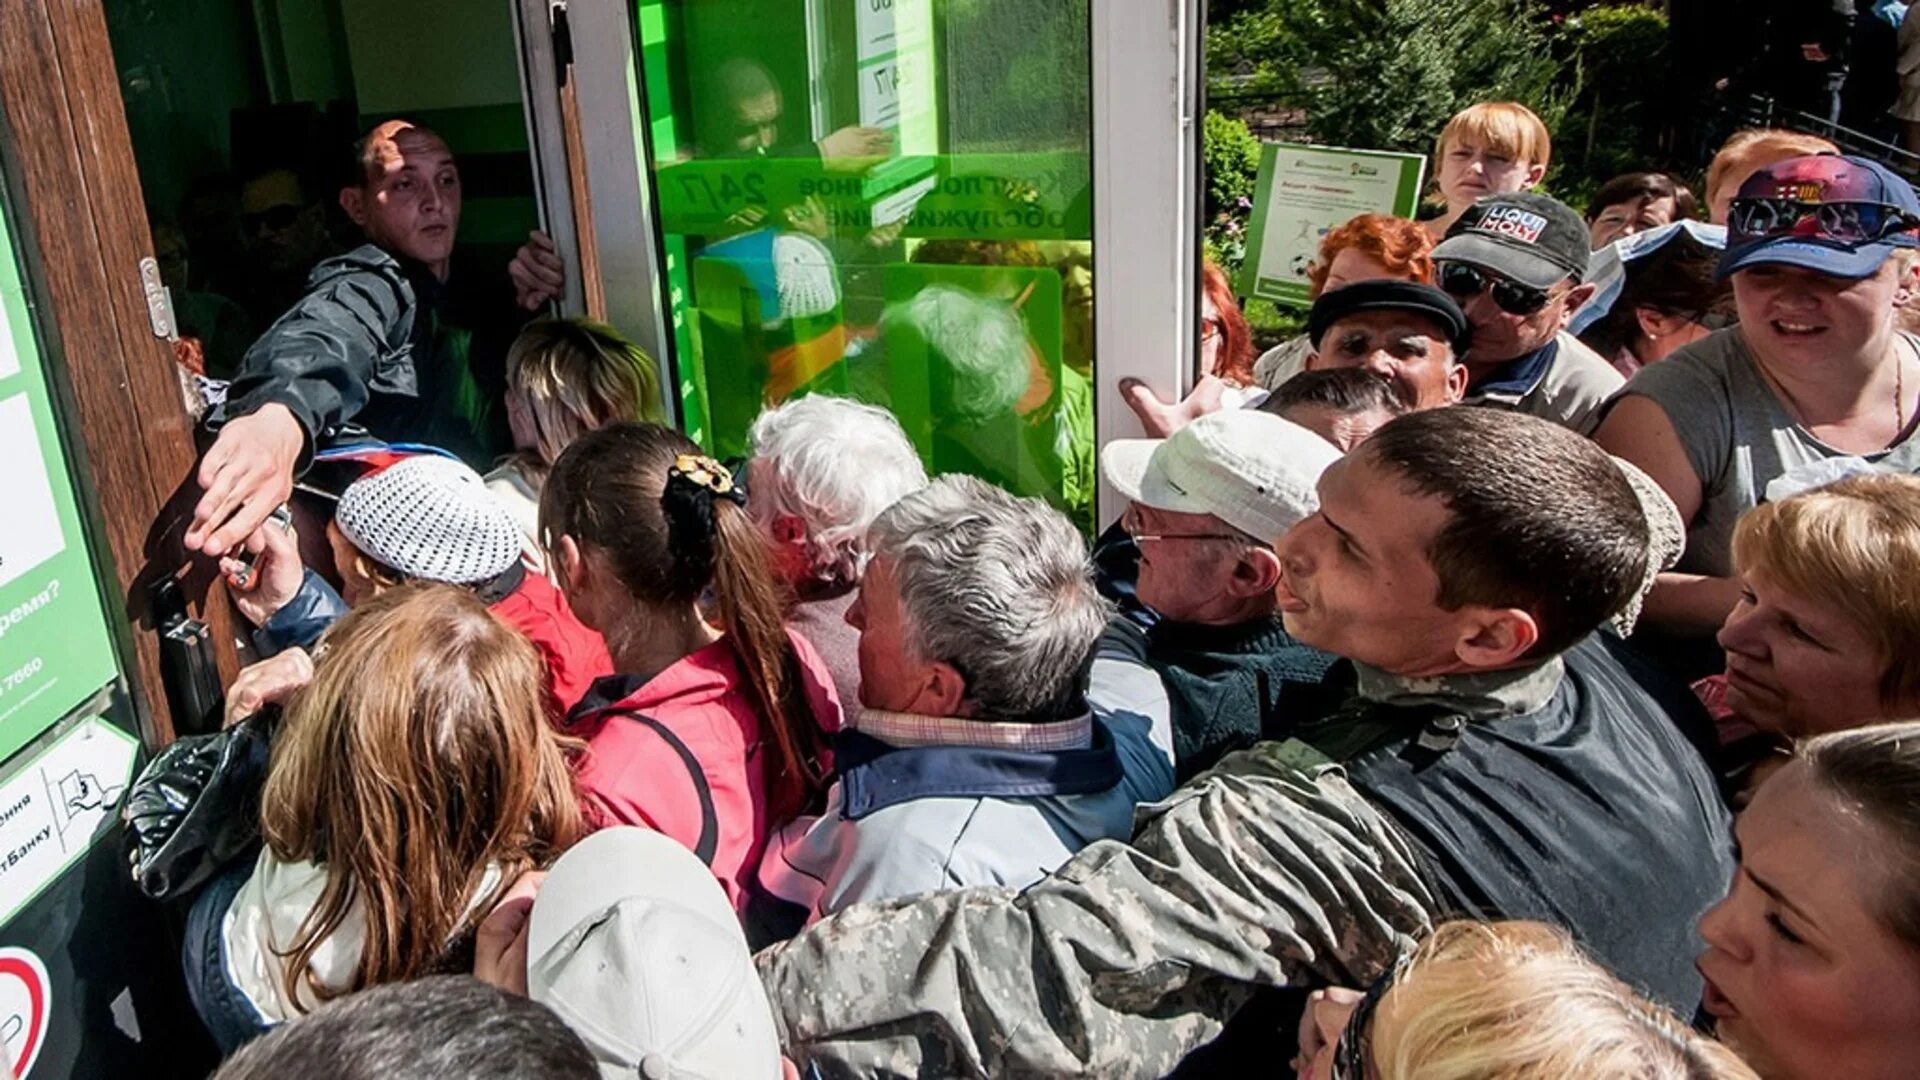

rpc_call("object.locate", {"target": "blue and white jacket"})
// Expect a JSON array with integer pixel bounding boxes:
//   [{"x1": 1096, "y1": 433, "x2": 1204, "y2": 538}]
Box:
[{"x1": 754, "y1": 623, "x2": 1174, "y2": 928}]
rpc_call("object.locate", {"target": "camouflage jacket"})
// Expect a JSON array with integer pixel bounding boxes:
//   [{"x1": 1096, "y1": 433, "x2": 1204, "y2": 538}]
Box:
[{"x1": 756, "y1": 661, "x2": 1565, "y2": 1078}]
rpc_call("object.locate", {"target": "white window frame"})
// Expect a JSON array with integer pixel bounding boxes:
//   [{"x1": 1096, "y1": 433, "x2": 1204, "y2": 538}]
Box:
[{"x1": 516, "y1": 0, "x2": 1203, "y2": 510}]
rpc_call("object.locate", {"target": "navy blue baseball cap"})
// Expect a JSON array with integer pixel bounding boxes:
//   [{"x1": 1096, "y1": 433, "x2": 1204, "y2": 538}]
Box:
[{"x1": 1718, "y1": 154, "x2": 1920, "y2": 281}]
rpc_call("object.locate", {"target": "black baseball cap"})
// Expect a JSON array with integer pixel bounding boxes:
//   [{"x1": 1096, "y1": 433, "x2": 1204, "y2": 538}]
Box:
[
  {"x1": 1433, "y1": 192, "x2": 1592, "y2": 290},
  {"x1": 1307, "y1": 280, "x2": 1473, "y2": 354}
]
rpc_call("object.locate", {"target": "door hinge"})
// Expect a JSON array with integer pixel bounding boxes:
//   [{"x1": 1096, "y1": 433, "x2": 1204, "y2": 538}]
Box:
[{"x1": 138, "y1": 256, "x2": 177, "y2": 340}]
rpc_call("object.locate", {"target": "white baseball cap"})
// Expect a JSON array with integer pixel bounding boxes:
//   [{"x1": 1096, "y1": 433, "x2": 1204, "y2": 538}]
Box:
[
  {"x1": 527, "y1": 828, "x2": 783, "y2": 1080},
  {"x1": 1102, "y1": 410, "x2": 1341, "y2": 543}
]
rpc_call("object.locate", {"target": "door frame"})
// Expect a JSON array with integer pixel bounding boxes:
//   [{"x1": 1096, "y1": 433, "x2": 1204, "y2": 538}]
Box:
[
  {"x1": 0, "y1": 0, "x2": 244, "y2": 747},
  {"x1": 528, "y1": 0, "x2": 1203, "y2": 520}
]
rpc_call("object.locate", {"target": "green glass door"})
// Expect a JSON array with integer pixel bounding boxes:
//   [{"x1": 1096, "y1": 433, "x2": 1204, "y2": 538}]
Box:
[{"x1": 633, "y1": 0, "x2": 1096, "y2": 528}]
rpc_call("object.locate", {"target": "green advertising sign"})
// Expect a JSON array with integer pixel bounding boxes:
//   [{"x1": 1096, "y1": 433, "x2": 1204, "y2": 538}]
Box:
[
  {"x1": 1238, "y1": 142, "x2": 1428, "y2": 308},
  {"x1": 0, "y1": 193, "x2": 121, "y2": 764}
]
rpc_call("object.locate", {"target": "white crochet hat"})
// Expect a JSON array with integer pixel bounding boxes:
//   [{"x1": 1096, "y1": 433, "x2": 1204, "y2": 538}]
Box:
[
  {"x1": 772, "y1": 232, "x2": 840, "y2": 319},
  {"x1": 334, "y1": 455, "x2": 523, "y2": 585}
]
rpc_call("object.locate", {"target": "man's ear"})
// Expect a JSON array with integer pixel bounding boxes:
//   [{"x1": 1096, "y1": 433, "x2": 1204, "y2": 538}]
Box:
[
  {"x1": 1561, "y1": 282, "x2": 1599, "y2": 322},
  {"x1": 1444, "y1": 358, "x2": 1470, "y2": 403},
  {"x1": 1524, "y1": 161, "x2": 1548, "y2": 188},
  {"x1": 338, "y1": 186, "x2": 366, "y2": 227},
  {"x1": 1453, "y1": 607, "x2": 1540, "y2": 670},
  {"x1": 1230, "y1": 546, "x2": 1284, "y2": 597},
  {"x1": 921, "y1": 660, "x2": 971, "y2": 717}
]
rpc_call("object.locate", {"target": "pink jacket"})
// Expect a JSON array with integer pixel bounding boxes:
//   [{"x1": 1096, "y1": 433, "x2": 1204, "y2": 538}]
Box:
[{"x1": 564, "y1": 630, "x2": 842, "y2": 913}]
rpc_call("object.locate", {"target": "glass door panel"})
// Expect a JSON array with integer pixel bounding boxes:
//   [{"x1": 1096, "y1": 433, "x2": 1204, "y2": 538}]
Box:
[{"x1": 634, "y1": 0, "x2": 1096, "y2": 530}]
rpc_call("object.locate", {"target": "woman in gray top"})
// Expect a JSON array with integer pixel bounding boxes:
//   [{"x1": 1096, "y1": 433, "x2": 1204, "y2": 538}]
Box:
[{"x1": 1596, "y1": 154, "x2": 1920, "y2": 643}]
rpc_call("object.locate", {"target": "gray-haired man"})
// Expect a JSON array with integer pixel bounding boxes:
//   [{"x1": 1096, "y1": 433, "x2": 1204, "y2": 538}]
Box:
[{"x1": 753, "y1": 475, "x2": 1174, "y2": 931}]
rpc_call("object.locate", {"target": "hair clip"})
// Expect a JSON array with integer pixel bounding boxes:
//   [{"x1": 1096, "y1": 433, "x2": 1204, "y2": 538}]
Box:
[{"x1": 670, "y1": 453, "x2": 738, "y2": 497}]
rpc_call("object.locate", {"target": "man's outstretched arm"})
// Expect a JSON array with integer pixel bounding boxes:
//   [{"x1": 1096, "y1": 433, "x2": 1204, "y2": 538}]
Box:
[
  {"x1": 757, "y1": 745, "x2": 1440, "y2": 1078},
  {"x1": 188, "y1": 262, "x2": 410, "y2": 555}
]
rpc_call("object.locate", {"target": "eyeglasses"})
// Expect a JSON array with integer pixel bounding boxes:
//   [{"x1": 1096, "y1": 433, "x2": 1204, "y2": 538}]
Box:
[
  {"x1": 1437, "y1": 261, "x2": 1554, "y2": 317},
  {"x1": 1330, "y1": 958, "x2": 1407, "y2": 1080},
  {"x1": 1727, "y1": 198, "x2": 1920, "y2": 247},
  {"x1": 1120, "y1": 506, "x2": 1263, "y2": 546}
]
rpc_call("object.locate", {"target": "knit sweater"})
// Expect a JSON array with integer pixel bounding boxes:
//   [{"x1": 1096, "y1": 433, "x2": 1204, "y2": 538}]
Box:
[{"x1": 1141, "y1": 615, "x2": 1339, "y2": 781}]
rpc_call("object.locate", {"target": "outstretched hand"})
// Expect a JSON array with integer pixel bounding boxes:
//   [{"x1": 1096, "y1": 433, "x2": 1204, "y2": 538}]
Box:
[
  {"x1": 187, "y1": 403, "x2": 304, "y2": 558},
  {"x1": 1119, "y1": 374, "x2": 1229, "y2": 438},
  {"x1": 510, "y1": 229, "x2": 567, "y2": 311},
  {"x1": 816, "y1": 125, "x2": 893, "y2": 173}
]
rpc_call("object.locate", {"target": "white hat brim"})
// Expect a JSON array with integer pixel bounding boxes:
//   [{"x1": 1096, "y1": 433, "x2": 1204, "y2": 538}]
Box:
[
  {"x1": 1100, "y1": 437, "x2": 1212, "y2": 516},
  {"x1": 526, "y1": 827, "x2": 747, "y2": 971}
]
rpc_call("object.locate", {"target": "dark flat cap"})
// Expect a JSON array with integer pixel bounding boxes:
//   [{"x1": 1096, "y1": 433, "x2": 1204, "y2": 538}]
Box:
[{"x1": 1306, "y1": 280, "x2": 1472, "y2": 353}]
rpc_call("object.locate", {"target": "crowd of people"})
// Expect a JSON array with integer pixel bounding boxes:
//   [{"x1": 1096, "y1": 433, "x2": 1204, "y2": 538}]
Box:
[{"x1": 136, "y1": 100, "x2": 1920, "y2": 1080}]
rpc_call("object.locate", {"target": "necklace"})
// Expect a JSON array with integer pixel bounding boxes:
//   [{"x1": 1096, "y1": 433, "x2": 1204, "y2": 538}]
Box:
[
  {"x1": 1755, "y1": 338, "x2": 1912, "y2": 449},
  {"x1": 1897, "y1": 344, "x2": 1909, "y2": 438}
]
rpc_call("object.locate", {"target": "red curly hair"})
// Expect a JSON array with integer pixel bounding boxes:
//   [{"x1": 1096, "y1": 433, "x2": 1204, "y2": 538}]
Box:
[
  {"x1": 1202, "y1": 261, "x2": 1255, "y2": 385},
  {"x1": 1304, "y1": 214, "x2": 1436, "y2": 299}
]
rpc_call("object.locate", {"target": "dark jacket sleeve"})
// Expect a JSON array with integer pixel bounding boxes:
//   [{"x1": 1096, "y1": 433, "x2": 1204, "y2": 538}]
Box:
[
  {"x1": 220, "y1": 246, "x2": 416, "y2": 450},
  {"x1": 250, "y1": 570, "x2": 349, "y2": 657},
  {"x1": 756, "y1": 742, "x2": 1441, "y2": 1078}
]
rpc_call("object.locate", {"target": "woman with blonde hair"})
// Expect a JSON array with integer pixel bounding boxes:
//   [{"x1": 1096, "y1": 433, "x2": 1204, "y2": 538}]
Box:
[
  {"x1": 1697, "y1": 473, "x2": 1920, "y2": 793},
  {"x1": 487, "y1": 318, "x2": 663, "y2": 571},
  {"x1": 182, "y1": 583, "x2": 584, "y2": 1051},
  {"x1": 1295, "y1": 920, "x2": 1755, "y2": 1079}
]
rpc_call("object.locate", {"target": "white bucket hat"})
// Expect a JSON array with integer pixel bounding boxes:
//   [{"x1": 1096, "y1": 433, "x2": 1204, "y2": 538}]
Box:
[
  {"x1": 1102, "y1": 410, "x2": 1341, "y2": 544},
  {"x1": 527, "y1": 828, "x2": 784, "y2": 1080}
]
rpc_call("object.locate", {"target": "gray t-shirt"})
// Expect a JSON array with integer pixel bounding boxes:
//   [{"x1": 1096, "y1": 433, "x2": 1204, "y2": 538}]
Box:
[{"x1": 1620, "y1": 327, "x2": 1920, "y2": 577}]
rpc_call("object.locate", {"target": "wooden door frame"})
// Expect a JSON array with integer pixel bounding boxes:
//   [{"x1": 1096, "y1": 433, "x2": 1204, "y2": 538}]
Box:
[{"x1": 0, "y1": 0, "x2": 243, "y2": 748}]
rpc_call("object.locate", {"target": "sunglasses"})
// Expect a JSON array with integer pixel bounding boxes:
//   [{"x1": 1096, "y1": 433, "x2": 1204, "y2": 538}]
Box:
[
  {"x1": 1437, "y1": 261, "x2": 1554, "y2": 317},
  {"x1": 1727, "y1": 198, "x2": 1920, "y2": 247},
  {"x1": 1331, "y1": 958, "x2": 1407, "y2": 1080},
  {"x1": 241, "y1": 204, "x2": 304, "y2": 233}
]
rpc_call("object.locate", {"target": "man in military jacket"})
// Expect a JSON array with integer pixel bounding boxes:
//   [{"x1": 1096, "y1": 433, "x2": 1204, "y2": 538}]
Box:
[{"x1": 757, "y1": 408, "x2": 1733, "y2": 1078}]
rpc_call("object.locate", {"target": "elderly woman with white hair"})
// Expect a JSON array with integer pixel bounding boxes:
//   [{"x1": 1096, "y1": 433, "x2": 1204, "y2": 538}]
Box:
[{"x1": 747, "y1": 395, "x2": 929, "y2": 724}]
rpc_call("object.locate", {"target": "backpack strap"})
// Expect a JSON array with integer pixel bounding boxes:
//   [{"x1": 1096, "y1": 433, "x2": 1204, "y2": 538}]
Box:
[{"x1": 609, "y1": 710, "x2": 719, "y2": 866}]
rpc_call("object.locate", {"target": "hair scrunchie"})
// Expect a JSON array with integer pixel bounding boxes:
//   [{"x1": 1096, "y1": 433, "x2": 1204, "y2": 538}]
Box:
[{"x1": 662, "y1": 454, "x2": 748, "y2": 578}]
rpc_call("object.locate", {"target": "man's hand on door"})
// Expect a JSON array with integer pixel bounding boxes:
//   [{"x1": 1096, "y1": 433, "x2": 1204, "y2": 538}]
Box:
[{"x1": 510, "y1": 229, "x2": 567, "y2": 311}]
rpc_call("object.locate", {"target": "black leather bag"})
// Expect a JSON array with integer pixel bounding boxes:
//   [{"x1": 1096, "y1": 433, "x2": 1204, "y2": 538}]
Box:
[{"x1": 122, "y1": 710, "x2": 276, "y2": 901}]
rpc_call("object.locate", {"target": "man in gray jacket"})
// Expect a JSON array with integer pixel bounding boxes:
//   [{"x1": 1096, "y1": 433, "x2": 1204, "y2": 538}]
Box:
[{"x1": 757, "y1": 408, "x2": 1732, "y2": 1078}]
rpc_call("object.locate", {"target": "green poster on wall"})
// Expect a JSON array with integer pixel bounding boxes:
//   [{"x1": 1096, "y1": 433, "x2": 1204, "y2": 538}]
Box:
[
  {"x1": 0, "y1": 193, "x2": 121, "y2": 765},
  {"x1": 1238, "y1": 142, "x2": 1427, "y2": 308}
]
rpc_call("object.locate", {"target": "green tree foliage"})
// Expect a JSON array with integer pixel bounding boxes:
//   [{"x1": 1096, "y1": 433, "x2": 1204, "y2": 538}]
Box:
[
  {"x1": 1556, "y1": 5, "x2": 1672, "y2": 205},
  {"x1": 1202, "y1": 110, "x2": 1263, "y2": 270},
  {"x1": 1203, "y1": 110, "x2": 1262, "y2": 218},
  {"x1": 1209, "y1": 0, "x2": 1568, "y2": 154}
]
